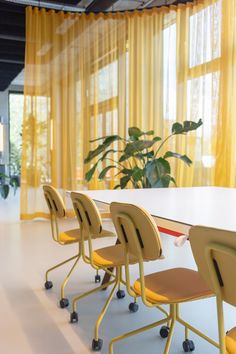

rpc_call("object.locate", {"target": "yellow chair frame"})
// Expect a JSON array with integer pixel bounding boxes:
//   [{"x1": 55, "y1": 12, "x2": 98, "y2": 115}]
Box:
[
  {"x1": 43, "y1": 185, "x2": 82, "y2": 308},
  {"x1": 109, "y1": 204, "x2": 219, "y2": 354},
  {"x1": 70, "y1": 192, "x2": 131, "y2": 350}
]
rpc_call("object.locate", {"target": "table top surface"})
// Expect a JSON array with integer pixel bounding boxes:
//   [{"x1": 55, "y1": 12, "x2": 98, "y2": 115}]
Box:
[{"x1": 72, "y1": 187, "x2": 236, "y2": 231}]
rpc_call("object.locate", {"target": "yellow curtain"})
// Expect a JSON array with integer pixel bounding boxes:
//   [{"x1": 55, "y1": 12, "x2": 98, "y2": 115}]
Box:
[
  {"x1": 21, "y1": 0, "x2": 235, "y2": 219},
  {"x1": 215, "y1": 0, "x2": 236, "y2": 186}
]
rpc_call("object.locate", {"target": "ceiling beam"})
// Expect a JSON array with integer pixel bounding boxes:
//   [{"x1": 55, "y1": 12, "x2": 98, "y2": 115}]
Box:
[
  {"x1": 0, "y1": 34, "x2": 25, "y2": 41},
  {"x1": 85, "y1": 0, "x2": 119, "y2": 12},
  {"x1": 0, "y1": 50, "x2": 24, "y2": 63}
]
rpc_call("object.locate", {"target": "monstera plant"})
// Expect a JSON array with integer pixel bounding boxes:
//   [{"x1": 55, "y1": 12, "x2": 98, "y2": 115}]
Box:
[{"x1": 84, "y1": 119, "x2": 203, "y2": 189}]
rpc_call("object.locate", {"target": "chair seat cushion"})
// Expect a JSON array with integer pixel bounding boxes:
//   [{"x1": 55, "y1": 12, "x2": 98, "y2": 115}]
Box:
[
  {"x1": 134, "y1": 268, "x2": 213, "y2": 304},
  {"x1": 59, "y1": 228, "x2": 81, "y2": 244},
  {"x1": 93, "y1": 244, "x2": 138, "y2": 267},
  {"x1": 59, "y1": 227, "x2": 115, "y2": 244},
  {"x1": 226, "y1": 327, "x2": 236, "y2": 354}
]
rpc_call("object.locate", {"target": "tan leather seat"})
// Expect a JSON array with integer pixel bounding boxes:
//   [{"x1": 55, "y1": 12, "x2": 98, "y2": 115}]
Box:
[
  {"x1": 133, "y1": 268, "x2": 212, "y2": 304},
  {"x1": 60, "y1": 228, "x2": 114, "y2": 244},
  {"x1": 93, "y1": 244, "x2": 138, "y2": 267}
]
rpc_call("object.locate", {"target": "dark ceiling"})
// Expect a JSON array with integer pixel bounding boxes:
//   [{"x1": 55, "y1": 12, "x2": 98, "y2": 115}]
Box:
[{"x1": 0, "y1": 0, "x2": 192, "y2": 92}]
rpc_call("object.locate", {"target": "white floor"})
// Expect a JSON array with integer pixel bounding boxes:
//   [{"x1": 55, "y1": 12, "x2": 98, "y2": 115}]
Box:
[{"x1": 0, "y1": 191, "x2": 235, "y2": 354}]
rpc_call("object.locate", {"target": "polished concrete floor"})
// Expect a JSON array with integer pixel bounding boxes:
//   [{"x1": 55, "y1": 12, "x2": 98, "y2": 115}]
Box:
[{"x1": 0, "y1": 191, "x2": 235, "y2": 354}]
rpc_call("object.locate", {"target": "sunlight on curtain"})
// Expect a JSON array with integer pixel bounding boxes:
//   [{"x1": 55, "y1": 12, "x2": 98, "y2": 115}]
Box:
[{"x1": 21, "y1": 0, "x2": 233, "y2": 219}]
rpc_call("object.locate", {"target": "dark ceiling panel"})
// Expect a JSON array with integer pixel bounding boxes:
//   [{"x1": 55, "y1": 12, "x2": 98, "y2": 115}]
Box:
[
  {"x1": 0, "y1": 53, "x2": 24, "y2": 63},
  {"x1": 0, "y1": 1, "x2": 25, "y2": 13},
  {"x1": 0, "y1": 1, "x2": 25, "y2": 91},
  {"x1": 0, "y1": 12, "x2": 25, "y2": 26},
  {"x1": 85, "y1": 0, "x2": 119, "y2": 12},
  {"x1": 0, "y1": 25, "x2": 25, "y2": 39}
]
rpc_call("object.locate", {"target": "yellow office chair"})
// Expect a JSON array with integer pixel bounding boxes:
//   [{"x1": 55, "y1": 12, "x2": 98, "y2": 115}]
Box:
[
  {"x1": 43, "y1": 185, "x2": 114, "y2": 309},
  {"x1": 70, "y1": 192, "x2": 168, "y2": 352},
  {"x1": 189, "y1": 225, "x2": 236, "y2": 354},
  {"x1": 109, "y1": 202, "x2": 216, "y2": 354}
]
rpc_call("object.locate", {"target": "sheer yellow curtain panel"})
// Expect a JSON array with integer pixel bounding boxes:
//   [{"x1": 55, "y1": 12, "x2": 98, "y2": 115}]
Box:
[
  {"x1": 21, "y1": 8, "x2": 126, "y2": 219},
  {"x1": 215, "y1": 0, "x2": 236, "y2": 187},
  {"x1": 21, "y1": 1, "x2": 236, "y2": 219}
]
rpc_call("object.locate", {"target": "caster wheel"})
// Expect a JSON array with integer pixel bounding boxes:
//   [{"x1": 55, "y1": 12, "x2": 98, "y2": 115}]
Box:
[
  {"x1": 44, "y1": 280, "x2": 53, "y2": 290},
  {"x1": 70, "y1": 311, "x2": 78, "y2": 323},
  {"x1": 60, "y1": 298, "x2": 69, "y2": 308},
  {"x1": 183, "y1": 339, "x2": 195, "y2": 352},
  {"x1": 92, "y1": 338, "x2": 103, "y2": 351},
  {"x1": 129, "y1": 302, "x2": 139, "y2": 313},
  {"x1": 95, "y1": 275, "x2": 101, "y2": 283},
  {"x1": 116, "y1": 289, "x2": 125, "y2": 299},
  {"x1": 160, "y1": 326, "x2": 169, "y2": 338}
]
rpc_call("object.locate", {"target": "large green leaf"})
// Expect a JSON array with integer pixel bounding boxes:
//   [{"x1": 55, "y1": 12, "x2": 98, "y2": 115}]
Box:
[
  {"x1": 135, "y1": 151, "x2": 154, "y2": 160},
  {"x1": 84, "y1": 144, "x2": 107, "y2": 163},
  {"x1": 170, "y1": 176, "x2": 177, "y2": 186},
  {"x1": 120, "y1": 175, "x2": 131, "y2": 189},
  {"x1": 182, "y1": 119, "x2": 203, "y2": 133},
  {"x1": 0, "y1": 184, "x2": 10, "y2": 199},
  {"x1": 128, "y1": 127, "x2": 143, "y2": 139},
  {"x1": 153, "y1": 136, "x2": 162, "y2": 142},
  {"x1": 89, "y1": 135, "x2": 109, "y2": 143},
  {"x1": 101, "y1": 149, "x2": 119, "y2": 161},
  {"x1": 132, "y1": 166, "x2": 144, "y2": 182},
  {"x1": 145, "y1": 158, "x2": 171, "y2": 187},
  {"x1": 154, "y1": 175, "x2": 172, "y2": 188},
  {"x1": 125, "y1": 140, "x2": 155, "y2": 156},
  {"x1": 172, "y1": 119, "x2": 203, "y2": 135},
  {"x1": 85, "y1": 135, "x2": 121, "y2": 163},
  {"x1": 171, "y1": 122, "x2": 183, "y2": 134},
  {"x1": 85, "y1": 162, "x2": 99, "y2": 182},
  {"x1": 145, "y1": 130, "x2": 155, "y2": 136},
  {"x1": 90, "y1": 134, "x2": 122, "y2": 143},
  {"x1": 119, "y1": 154, "x2": 130, "y2": 162},
  {"x1": 164, "y1": 151, "x2": 192, "y2": 166},
  {"x1": 103, "y1": 135, "x2": 122, "y2": 145},
  {"x1": 120, "y1": 168, "x2": 133, "y2": 176},
  {"x1": 98, "y1": 165, "x2": 116, "y2": 179}
]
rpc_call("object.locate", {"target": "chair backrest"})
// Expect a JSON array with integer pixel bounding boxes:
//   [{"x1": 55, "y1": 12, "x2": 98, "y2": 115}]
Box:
[
  {"x1": 71, "y1": 192, "x2": 102, "y2": 235},
  {"x1": 43, "y1": 185, "x2": 66, "y2": 218},
  {"x1": 110, "y1": 202, "x2": 162, "y2": 261},
  {"x1": 190, "y1": 225, "x2": 236, "y2": 307}
]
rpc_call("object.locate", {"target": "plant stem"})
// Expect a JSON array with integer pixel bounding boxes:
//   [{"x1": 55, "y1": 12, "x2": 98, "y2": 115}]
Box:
[
  {"x1": 154, "y1": 133, "x2": 174, "y2": 158},
  {"x1": 105, "y1": 158, "x2": 126, "y2": 169}
]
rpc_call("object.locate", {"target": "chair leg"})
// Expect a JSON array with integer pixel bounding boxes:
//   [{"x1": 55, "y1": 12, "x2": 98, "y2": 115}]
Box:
[
  {"x1": 108, "y1": 317, "x2": 170, "y2": 354},
  {"x1": 70, "y1": 279, "x2": 117, "y2": 323},
  {"x1": 45, "y1": 254, "x2": 79, "y2": 282},
  {"x1": 216, "y1": 297, "x2": 227, "y2": 354},
  {"x1": 59, "y1": 254, "x2": 81, "y2": 308},
  {"x1": 176, "y1": 303, "x2": 220, "y2": 349},
  {"x1": 92, "y1": 274, "x2": 120, "y2": 350},
  {"x1": 163, "y1": 304, "x2": 176, "y2": 354}
]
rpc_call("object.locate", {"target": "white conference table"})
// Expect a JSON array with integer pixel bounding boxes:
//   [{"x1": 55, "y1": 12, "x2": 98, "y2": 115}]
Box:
[{"x1": 70, "y1": 187, "x2": 236, "y2": 236}]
